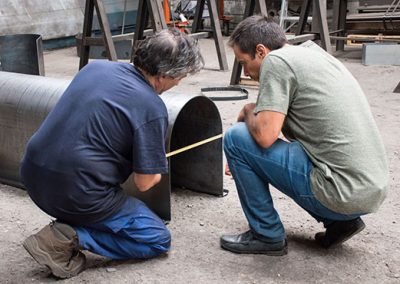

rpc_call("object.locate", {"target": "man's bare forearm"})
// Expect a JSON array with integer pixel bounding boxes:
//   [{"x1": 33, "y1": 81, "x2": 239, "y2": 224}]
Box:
[{"x1": 238, "y1": 103, "x2": 285, "y2": 148}]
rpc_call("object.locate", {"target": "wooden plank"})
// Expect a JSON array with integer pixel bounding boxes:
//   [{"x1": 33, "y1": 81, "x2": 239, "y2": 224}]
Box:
[
  {"x1": 239, "y1": 77, "x2": 259, "y2": 86},
  {"x1": 344, "y1": 34, "x2": 400, "y2": 46}
]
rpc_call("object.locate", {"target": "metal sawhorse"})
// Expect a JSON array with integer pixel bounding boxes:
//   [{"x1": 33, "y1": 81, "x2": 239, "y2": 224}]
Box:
[
  {"x1": 79, "y1": 0, "x2": 228, "y2": 71},
  {"x1": 230, "y1": 0, "x2": 333, "y2": 85}
]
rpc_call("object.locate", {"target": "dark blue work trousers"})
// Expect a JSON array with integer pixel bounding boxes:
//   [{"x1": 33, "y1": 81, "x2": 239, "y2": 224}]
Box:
[{"x1": 74, "y1": 197, "x2": 171, "y2": 260}]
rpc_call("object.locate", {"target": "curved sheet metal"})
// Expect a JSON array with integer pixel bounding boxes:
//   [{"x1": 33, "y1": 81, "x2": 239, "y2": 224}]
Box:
[
  {"x1": 0, "y1": 34, "x2": 45, "y2": 76},
  {"x1": 0, "y1": 71, "x2": 223, "y2": 220},
  {"x1": 0, "y1": 72, "x2": 69, "y2": 187}
]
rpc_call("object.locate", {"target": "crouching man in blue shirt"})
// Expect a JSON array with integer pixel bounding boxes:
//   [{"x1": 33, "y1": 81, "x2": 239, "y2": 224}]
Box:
[{"x1": 20, "y1": 28, "x2": 204, "y2": 278}]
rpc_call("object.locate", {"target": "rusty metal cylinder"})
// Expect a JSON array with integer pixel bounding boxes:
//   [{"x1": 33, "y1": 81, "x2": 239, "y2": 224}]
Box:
[{"x1": 0, "y1": 71, "x2": 223, "y2": 220}]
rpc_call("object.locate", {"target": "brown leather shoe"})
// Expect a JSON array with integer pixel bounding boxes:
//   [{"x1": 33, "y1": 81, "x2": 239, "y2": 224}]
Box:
[{"x1": 23, "y1": 221, "x2": 86, "y2": 278}]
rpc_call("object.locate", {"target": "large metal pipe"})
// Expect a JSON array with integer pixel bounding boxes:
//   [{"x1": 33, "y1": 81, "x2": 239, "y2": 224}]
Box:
[{"x1": 0, "y1": 71, "x2": 223, "y2": 220}]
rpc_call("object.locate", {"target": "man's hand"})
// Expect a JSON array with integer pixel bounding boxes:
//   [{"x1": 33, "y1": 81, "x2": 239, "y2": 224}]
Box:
[
  {"x1": 237, "y1": 103, "x2": 256, "y2": 122},
  {"x1": 225, "y1": 163, "x2": 232, "y2": 176},
  {"x1": 236, "y1": 103, "x2": 285, "y2": 149},
  {"x1": 133, "y1": 173, "x2": 162, "y2": 192},
  {"x1": 247, "y1": 110, "x2": 285, "y2": 148}
]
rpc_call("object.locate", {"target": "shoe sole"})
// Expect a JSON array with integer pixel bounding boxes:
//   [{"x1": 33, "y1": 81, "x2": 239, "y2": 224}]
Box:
[
  {"x1": 330, "y1": 221, "x2": 366, "y2": 248},
  {"x1": 23, "y1": 236, "x2": 85, "y2": 278},
  {"x1": 220, "y1": 242, "x2": 288, "y2": 256},
  {"x1": 317, "y1": 220, "x2": 366, "y2": 249}
]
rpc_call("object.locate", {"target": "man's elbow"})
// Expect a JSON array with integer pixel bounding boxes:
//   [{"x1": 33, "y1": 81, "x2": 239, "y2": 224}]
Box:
[
  {"x1": 134, "y1": 174, "x2": 162, "y2": 192},
  {"x1": 256, "y1": 138, "x2": 274, "y2": 148},
  {"x1": 136, "y1": 183, "x2": 152, "y2": 192},
  {"x1": 253, "y1": 133, "x2": 278, "y2": 149}
]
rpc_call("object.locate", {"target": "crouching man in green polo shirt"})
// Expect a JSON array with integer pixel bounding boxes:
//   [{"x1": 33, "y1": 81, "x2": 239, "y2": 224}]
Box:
[{"x1": 220, "y1": 15, "x2": 388, "y2": 255}]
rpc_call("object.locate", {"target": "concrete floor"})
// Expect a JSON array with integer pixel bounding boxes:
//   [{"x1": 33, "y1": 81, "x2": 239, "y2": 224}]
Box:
[{"x1": 0, "y1": 38, "x2": 400, "y2": 283}]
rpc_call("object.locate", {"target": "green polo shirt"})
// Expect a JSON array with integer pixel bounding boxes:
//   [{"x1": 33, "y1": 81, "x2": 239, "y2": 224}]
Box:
[{"x1": 254, "y1": 41, "x2": 388, "y2": 214}]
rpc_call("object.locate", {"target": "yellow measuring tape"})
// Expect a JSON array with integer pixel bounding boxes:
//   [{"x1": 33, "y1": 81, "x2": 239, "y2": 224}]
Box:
[{"x1": 165, "y1": 133, "x2": 223, "y2": 158}]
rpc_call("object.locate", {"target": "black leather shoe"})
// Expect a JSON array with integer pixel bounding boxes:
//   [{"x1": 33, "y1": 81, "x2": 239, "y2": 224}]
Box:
[
  {"x1": 220, "y1": 230, "x2": 288, "y2": 255},
  {"x1": 315, "y1": 217, "x2": 365, "y2": 249}
]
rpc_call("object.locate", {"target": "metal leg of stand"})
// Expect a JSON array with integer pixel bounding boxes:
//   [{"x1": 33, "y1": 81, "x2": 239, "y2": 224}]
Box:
[
  {"x1": 191, "y1": 0, "x2": 228, "y2": 71},
  {"x1": 394, "y1": 82, "x2": 400, "y2": 93},
  {"x1": 79, "y1": 0, "x2": 118, "y2": 70},
  {"x1": 206, "y1": 0, "x2": 228, "y2": 71},
  {"x1": 297, "y1": 0, "x2": 312, "y2": 35},
  {"x1": 313, "y1": 0, "x2": 332, "y2": 53},
  {"x1": 130, "y1": 0, "x2": 167, "y2": 62},
  {"x1": 332, "y1": 0, "x2": 347, "y2": 51},
  {"x1": 296, "y1": 0, "x2": 332, "y2": 53},
  {"x1": 229, "y1": 0, "x2": 268, "y2": 85}
]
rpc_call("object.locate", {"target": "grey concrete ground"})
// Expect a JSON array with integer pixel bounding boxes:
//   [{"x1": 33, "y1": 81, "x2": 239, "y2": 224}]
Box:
[{"x1": 0, "y1": 38, "x2": 400, "y2": 283}]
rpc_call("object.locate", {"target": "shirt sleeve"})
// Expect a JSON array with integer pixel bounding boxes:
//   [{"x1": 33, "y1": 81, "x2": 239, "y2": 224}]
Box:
[
  {"x1": 254, "y1": 54, "x2": 297, "y2": 115},
  {"x1": 131, "y1": 117, "x2": 169, "y2": 174}
]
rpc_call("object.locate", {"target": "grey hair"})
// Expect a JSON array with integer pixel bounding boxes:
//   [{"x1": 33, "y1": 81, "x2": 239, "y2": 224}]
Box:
[
  {"x1": 133, "y1": 28, "x2": 204, "y2": 78},
  {"x1": 228, "y1": 15, "x2": 287, "y2": 58}
]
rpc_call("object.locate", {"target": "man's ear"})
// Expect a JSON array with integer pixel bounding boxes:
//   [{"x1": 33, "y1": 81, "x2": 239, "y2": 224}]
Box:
[{"x1": 255, "y1": 44, "x2": 270, "y2": 59}]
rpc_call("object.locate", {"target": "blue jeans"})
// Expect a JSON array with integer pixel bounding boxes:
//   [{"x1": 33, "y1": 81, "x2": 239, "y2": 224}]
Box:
[
  {"x1": 224, "y1": 123, "x2": 361, "y2": 242},
  {"x1": 74, "y1": 196, "x2": 170, "y2": 260}
]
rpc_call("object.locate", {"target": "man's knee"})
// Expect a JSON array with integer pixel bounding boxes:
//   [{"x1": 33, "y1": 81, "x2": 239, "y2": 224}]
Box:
[
  {"x1": 148, "y1": 227, "x2": 171, "y2": 257},
  {"x1": 157, "y1": 227, "x2": 171, "y2": 251},
  {"x1": 121, "y1": 226, "x2": 171, "y2": 259}
]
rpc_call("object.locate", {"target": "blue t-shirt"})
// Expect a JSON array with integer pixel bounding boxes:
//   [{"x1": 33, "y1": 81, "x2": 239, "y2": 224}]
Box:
[{"x1": 20, "y1": 61, "x2": 168, "y2": 225}]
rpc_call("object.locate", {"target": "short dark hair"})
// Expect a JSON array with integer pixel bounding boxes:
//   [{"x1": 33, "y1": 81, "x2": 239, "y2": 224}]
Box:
[
  {"x1": 228, "y1": 15, "x2": 287, "y2": 58},
  {"x1": 133, "y1": 28, "x2": 204, "y2": 78}
]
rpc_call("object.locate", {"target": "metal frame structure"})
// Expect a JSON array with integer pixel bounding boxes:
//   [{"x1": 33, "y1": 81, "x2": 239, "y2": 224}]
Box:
[
  {"x1": 229, "y1": 0, "x2": 332, "y2": 86},
  {"x1": 131, "y1": 0, "x2": 228, "y2": 71},
  {"x1": 79, "y1": 0, "x2": 228, "y2": 71},
  {"x1": 332, "y1": 0, "x2": 400, "y2": 51},
  {"x1": 79, "y1": 0, "x2": 118, "y2": 69}
]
